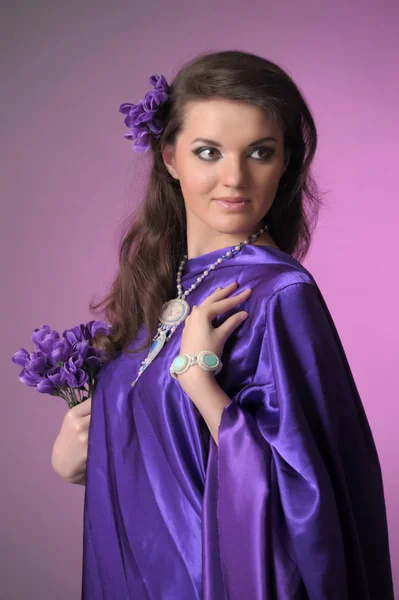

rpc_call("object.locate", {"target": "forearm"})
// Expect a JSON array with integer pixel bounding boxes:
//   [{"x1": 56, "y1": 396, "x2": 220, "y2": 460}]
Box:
[{"x1": 178, "y1": 370, "x2": 231, "y2": 446}]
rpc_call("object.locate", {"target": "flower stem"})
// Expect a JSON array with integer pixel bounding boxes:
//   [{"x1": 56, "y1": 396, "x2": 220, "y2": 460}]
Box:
[
  {"x1": 70, "y1": 387, "x2": 79, "y2": 407},
  {"x1": 53, "y1": 384, "x2": 72, "y2": 408}
]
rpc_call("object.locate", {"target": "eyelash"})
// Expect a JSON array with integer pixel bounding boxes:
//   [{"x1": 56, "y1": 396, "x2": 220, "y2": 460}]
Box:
[{"x1": 192, "y1": 146, "x2": 276, "y2": 162}]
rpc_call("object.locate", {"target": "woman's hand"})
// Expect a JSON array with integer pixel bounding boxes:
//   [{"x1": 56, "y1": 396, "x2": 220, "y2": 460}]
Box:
[
  {"x1": 51, "y1": 397, "x2": 92, "y2": 485},
  {"x1": 177, "y1": 281, "x2": 252, "y2": 390}
]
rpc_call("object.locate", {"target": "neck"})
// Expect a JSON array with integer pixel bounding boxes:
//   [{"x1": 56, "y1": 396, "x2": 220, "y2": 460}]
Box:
[{"x1": 186, "y1": 229, "x2": 278, "y2": 259}]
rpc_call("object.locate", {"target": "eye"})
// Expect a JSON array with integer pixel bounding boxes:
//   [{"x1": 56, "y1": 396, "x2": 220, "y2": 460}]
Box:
[
  {"x1": 251, "y1": 147, "x2": 275, "y2": 161},
  {"x1": 192, "y1": 146, "x2": 275, "y2": 162}
]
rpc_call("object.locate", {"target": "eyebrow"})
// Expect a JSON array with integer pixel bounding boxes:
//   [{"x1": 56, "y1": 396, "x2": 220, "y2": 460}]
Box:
[{"x1": 191, "y1": 136, "x2": 278, "y2": 147}]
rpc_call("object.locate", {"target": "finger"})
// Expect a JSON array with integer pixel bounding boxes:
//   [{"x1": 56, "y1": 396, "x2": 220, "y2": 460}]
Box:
[
  {"x1": 217, "y1": 311, "x2": 249, "y2": 338},
  {"x1": 200, "y1": 282, "x2": 238, "y2": 305},
  {"x1": 205, "y1": 288, "x2": 252, "y2": 319}
]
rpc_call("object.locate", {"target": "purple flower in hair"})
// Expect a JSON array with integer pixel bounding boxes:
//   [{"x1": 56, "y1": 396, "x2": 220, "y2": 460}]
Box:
[{"x1": 119, "y1": 74, "x2": 170, "y2": 153}]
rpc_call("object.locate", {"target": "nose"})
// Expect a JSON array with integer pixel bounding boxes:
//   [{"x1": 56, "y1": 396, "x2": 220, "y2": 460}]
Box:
[{"x1": 219, "y1": 155, "x2": 249, "y2": 188}]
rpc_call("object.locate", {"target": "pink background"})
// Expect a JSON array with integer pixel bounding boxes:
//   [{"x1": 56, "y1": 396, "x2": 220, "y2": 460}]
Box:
[{"x1": 2, "y1": 1, "x2": 398, "y2": 597}]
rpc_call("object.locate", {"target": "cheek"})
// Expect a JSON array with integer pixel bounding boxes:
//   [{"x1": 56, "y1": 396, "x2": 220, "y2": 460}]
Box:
[
  {"x1": 180, "y1": 169, "x2": 215, "y2": 202},
  {"x1": 255, "y1": 163, "x2": 282, "y2": 184},
  {"x1": 190, "y1": 166, "x2": 216, "y2": 189},
  {"x1": 254, "y1": 170, "x2": 283, "y2": 199}
]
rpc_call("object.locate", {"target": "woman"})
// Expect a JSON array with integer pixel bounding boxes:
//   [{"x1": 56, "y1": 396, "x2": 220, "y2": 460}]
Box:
[{"x1": 70, "y1": 50, "x2": 393, "y2": 598}]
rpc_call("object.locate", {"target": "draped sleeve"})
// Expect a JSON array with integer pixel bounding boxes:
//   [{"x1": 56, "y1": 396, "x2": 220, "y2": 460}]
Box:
[{"x1": 202, "y1": 282, "x2": 394, "y2": 600}]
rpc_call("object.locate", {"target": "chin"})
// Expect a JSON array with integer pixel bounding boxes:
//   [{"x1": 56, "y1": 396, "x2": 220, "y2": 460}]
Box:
[
  {"x1": 208, "y1": 221, "x2": 255, "y2": 234},
  {"x1": 211, "y1": 215, "x2": 264, "y2": 233}
]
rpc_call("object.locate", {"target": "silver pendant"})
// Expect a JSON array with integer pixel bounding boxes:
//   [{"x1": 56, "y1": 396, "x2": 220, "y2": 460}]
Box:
[
  {"x1": 159, "y1": 298, "x2": 190, "y2": 327},
  {"x1": 131, "y1": 298, "x2": 190, "y2": 387},
  {"x1": 131, "y1": 330, "x2": 167, "y2": 387},
  {"x1": 147, "y1": 329, "x2": 167, "y2": 363}
]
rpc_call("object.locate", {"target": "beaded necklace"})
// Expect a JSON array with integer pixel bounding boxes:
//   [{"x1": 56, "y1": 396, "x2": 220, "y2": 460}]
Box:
[{"x1": 131, "y1": 224, "x2": 268, "y2": 387}]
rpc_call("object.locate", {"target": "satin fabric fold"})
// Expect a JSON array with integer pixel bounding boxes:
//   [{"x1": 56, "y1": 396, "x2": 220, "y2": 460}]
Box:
[{"x1": 82, "y1": 244, "x2": 394, "y2": 599}]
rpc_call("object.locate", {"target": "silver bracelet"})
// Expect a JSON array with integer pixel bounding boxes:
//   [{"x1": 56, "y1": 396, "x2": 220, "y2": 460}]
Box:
[{"x1": 170, "y1": 350, "x2": 222, "y2": 380}]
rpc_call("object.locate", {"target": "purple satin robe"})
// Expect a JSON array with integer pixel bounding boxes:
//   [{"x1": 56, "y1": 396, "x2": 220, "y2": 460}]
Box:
[{"x1": 82, "y1": 244, "x2": 394, "y2": 599}]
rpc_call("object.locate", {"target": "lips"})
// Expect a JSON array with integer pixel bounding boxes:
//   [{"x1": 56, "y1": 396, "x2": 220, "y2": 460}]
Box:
[
  {"x1": 214, "y1": 198, "x2": 250, "y2": 212},
  {"x1": 214, "y1": 197, "x2": 250, "y2": 203}
]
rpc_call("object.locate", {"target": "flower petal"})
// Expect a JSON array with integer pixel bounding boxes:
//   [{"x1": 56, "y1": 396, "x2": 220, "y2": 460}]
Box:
[
  {"x1": 119, "y1": 102, "x2": 136, "y2": 114},
  {"x1": 12, "y1": 348, "x2": 29, "y2": 367}
]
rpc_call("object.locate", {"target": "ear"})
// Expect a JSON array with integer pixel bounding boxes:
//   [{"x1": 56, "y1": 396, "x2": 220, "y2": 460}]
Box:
[{"x1": 161, "y1": 143, "x2": 179, "y2": 180}]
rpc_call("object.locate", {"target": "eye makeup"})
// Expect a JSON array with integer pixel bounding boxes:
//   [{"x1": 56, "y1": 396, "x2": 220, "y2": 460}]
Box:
[{"x1": 192, "y1": 146, "x2": 276, "y2": 162}]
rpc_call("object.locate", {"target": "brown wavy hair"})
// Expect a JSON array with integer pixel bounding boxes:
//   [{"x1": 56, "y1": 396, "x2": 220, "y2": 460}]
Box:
[{"x1": 90, "y1": 49, "x2": 326, "y2": 363}]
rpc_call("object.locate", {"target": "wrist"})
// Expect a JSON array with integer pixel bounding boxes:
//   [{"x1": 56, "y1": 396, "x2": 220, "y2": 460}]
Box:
[
  {"x1": 170, "y1": 350, "x2": 222, "y2": 380},
  {"x1": 177, "y1": 366, "x2": 218, "y2": 393}
]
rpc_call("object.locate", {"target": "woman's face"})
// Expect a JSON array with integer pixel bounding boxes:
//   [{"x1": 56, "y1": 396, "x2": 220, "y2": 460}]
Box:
[{"x1": 162, "y1": 97, "x2": 288, "y2": 248}]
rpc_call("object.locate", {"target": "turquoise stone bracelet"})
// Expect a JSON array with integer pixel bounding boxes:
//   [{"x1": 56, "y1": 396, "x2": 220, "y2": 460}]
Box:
[{"x1": 170, "y1": 350, "x2": 223, "y2": 380}]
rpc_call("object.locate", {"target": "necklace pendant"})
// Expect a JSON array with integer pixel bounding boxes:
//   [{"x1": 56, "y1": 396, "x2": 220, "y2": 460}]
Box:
[
  {"x1": 132, "y1": 225, "x2": 268, "y2": 388},
  {"x1": 147, "y1": 329, "x2": 167, "y2": 363},
  {"x1": 131, "y1": 330, "x2": 167, "y2": 387},
  {"x1": 159, "y1": 298, "x2": 190, "y2": 327}
]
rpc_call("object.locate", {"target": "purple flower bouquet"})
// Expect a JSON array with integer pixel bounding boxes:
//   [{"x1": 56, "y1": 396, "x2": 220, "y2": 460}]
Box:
[{"x1": 12, "y1": 321, "x2": 111, "y2": 408}]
